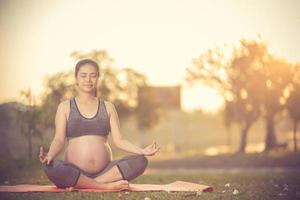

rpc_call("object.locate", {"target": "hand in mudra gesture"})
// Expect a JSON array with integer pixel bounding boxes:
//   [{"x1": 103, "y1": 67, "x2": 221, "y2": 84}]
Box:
[
  {"x1": 141, "y1": 141, "x2": 160, "y2": 156},
  {"x1": 39, "y1": 146, "x2": 53, "y2": 165}
]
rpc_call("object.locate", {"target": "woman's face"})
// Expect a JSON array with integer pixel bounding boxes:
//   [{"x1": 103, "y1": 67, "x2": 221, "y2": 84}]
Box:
[{"x1": 76, "y1": 64, "x2": 99, "y2": 93}]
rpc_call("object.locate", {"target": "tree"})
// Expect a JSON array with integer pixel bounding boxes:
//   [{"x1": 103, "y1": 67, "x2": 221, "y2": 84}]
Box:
[
  {"x1": 40, "y1": 49, "x2": 160, "y2": 133},
  {"x1": 40, "y1": 71, "x2": 75, "y2": 128},
  {"x1": 186, "y1": 39, "x2": 293, "y2": 152},
  {"x1": 70, "y1": 50, "x2": 151, "y2": 120},
  {"x1": 71, "y1": 49, "x2": 161, "y2": 144},
  {"x1": 16, "y1": 89, "x2": 42, "y2": 159},
  {"x1": 224, "y1": 98, "x2": 260, "y2": 153},
  {"x1": 230, "y1": 40, "x2": 292, "y2": 152},
  {"x1": 113, "y1": 68, "x2": 148, "y2": 119},
  {"x1": 258, "y1": 56, "x2": 292, "y2": 151},
  {"x1": 286, "y1": 64, "x2": 300, "y2": 152},
  {"x1": 186, "y1": 42, "x2": 260, "y2": 153}
]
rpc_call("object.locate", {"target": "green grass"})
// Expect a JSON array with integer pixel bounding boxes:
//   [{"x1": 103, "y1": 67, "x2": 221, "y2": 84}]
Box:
[
  {"x1": 1, "y1": 152, "x2": 300, "y2": 199},
  {"x1": 1, "y1": 168, "x2": 300, "y2": 200}
]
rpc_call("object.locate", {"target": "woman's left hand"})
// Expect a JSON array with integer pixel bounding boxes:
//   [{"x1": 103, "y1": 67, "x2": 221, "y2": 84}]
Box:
[{"x1": 141, "y1": 141, "x2": 160, "y2": 156}]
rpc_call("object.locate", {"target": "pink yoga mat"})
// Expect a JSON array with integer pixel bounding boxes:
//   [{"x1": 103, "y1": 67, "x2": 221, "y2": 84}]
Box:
[{"x1": 0, "y1": 181, "x2": 213, "y2": 193}]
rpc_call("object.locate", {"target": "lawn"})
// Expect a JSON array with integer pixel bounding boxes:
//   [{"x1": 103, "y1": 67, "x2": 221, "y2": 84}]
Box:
[
  {"x1": 0, "y1": 168, "x2": 299, "y2": 200},
  {"x1": 1, "y1": 152, "x2": 300, "y2": 200}
]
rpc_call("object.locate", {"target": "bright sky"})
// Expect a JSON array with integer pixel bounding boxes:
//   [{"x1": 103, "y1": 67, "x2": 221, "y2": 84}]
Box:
[{"x1": 0, "y1": 0, "x2": 299, "y2": 112}]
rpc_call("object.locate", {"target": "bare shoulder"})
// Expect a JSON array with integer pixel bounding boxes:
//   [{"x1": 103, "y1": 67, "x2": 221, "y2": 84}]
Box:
[
  {"x1": 103, "y1": 100, "x2": 116, "y2": 115},
  {"x1": 57, "y1": 100, "x2": 70, "y2": 114}
]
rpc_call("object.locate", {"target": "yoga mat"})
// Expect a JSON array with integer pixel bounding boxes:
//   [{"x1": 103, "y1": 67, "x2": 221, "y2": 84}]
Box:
[{"x1": 0, "y1": 181, "x2": 213, "y2": 193}]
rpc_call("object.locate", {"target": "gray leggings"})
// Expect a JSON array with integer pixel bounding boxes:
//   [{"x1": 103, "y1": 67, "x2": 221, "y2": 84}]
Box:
[{"x1": 42, "y1": 154, "x2": 148, "y2": 189}]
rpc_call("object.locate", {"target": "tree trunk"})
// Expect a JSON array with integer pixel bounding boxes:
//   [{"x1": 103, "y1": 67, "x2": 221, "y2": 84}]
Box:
[
  {"x1": 237, "y1": 122, "x2": 251, "y2": 153},
  {"x1": 172, "y1": 111, "x2": 180, "y2": 152},
  {"x1": 226, "y1": 127, "x2": 231, "y2": 152},
  {"x1": 139, "y1": 127, "x2": 146, "y2": 148},
  {"x1": 264, "y1": 114, "x2": 277, "y2": 151},
  {"x1": 293, "y1": 119, "x2": 298, "y2": 152},
  {"x1": 28, "y1": 128, "x2": 32, "y2": 159}
]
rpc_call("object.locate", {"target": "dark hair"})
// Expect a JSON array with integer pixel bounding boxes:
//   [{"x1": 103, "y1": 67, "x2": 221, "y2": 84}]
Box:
[
  {"x1": 75, "y1": 59, "x2": 100, "y2": 77},
  {"x1": 74, "y1": 59, "x2": 100, "y2": 97}
]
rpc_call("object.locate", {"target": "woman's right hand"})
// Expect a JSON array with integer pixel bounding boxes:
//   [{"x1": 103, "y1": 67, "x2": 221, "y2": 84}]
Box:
[{"x1": 39, "y1": 146, "x2": 53, "y2": 165}]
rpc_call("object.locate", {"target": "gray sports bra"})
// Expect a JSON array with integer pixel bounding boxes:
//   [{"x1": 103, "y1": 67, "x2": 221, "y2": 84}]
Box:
[{"x1": 66, "y1": 97, "x2": 111, "y2": 138}]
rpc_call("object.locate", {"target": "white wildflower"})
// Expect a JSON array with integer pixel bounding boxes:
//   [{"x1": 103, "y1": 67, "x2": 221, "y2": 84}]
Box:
[
  {"x1": 283, "y1": 184, "x2": 288, "y2": 191},
  {"x1": 144, "y1": 197, "x2": 151, "y2": 200},
  {"x1": 233, "y1": 189, "x2": 239, "y2": 195},
  {"x1": 222, "y1": 190, "x2": 226, "y2": 193},
  {"x1": 225, "y1": 183, "x2": 230, "y2": 187},
  {"x1": 125, "y1": 191, "x2": 130, "y2": 195},
  {"x1": 196, "y1": 191, "x2": 202, "y2": 196}
]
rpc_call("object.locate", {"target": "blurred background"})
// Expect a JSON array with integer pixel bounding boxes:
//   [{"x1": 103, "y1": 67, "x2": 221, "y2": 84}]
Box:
[{"x1": 0, "y1": 0, "x2": 300, "y2": 181}]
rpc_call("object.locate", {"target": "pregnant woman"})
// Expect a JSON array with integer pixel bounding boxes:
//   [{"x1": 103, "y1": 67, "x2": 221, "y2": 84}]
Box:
[{"x1": 39, "y1": 59, "x2": 160, "y2": 191}]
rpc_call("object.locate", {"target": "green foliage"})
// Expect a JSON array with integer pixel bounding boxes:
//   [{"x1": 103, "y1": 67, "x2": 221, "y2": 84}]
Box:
[
  {"x1": 71, "y1": 50, "x2": 160, "y2": 128},
  {"x1": 40, "y1": 71, "x2": 75, "y2": 128},
  {"x1": 39, "y1": 49, "x2": 160, "y2": 130},
  {"x1": 15, "y1": 89, "x2": 43, "y2": 159},
  {"x1": 286, "y1": 64, "x2": 300, "y2": 121}
]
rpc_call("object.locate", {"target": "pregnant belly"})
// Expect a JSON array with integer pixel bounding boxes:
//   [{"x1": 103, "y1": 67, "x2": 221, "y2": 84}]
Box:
[{"x1": 65, "y1": 135, "x2": 112, "y2": 173}]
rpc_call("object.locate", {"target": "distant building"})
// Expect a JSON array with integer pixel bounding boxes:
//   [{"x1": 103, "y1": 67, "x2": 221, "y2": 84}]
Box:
[
  {"x1": 138, "y1": 85, "x2": 181, "y2": 110},
  {"x1": 137, "y1": 85, "x2": 182, "y2": 151}
]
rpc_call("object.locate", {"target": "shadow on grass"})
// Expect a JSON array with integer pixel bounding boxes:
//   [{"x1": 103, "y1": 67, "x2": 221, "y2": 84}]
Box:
[{"x1": 149, "y1": 151, "x2": 300, "y2": 170}]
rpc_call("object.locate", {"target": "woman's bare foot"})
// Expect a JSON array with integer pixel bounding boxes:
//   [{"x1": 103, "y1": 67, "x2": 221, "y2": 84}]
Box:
[{"x1": 104, "y1": 180, "x2": 129, "y2": 191}]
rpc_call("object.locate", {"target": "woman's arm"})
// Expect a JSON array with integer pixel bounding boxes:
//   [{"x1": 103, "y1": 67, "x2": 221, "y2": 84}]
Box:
[
  {"x1": 106, "y1": 101, "x2": 160, "y2": 156},
  {"x1": 45, "y1": 101, "x2": 68, "y2": 162}
]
